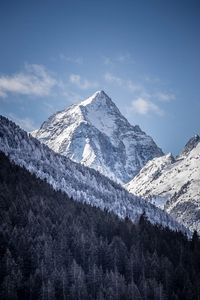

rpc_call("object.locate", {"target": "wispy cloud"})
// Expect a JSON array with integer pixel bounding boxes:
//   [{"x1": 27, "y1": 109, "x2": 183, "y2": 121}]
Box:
[
  {"x1": 131, "y1": 98, "x2": 164, "y2": 116},
  {"x1": 0, "y1": 64, "x2": 57, "y2": 98},
  {"x1": 155, "y1": 92, "x2": 176, "y2": 102},
  {"x1": 103, "y1": 53, "x2": 134, "y2": 65},
  {"x1": 143, "y1": 75, "x2": 161, "y2": 84},
  {"x1": 8, "y1": 113, "x2": 37, "y2": 131},
  {"x1": 69, "y1": 74, "x2": 99, "y2": 90},
  {"x1": 59, "y1": 54, "x2": 83, "y2": 64},
  {"x1": 104, "y1": 72, "x2": 143, "y2": 93},
  {"x1": 105, "y1": 72, "x2": 175, "y2": 117},
  {"x1": 104, "y1": 73, "x2": 123, "y2": 86}
]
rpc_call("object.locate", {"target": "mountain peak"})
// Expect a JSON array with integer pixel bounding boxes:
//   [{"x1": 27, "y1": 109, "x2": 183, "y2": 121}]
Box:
[
  {"x1": 79, "y1": 90, "x2": 115, "y2": 108},
  {"x1": 180, "y1": 134, "x2": 200, "y2": 157},
  {"x1": 94, "y1": 90, "x2": 107, "y2": 97},
  {"x1": 33, "y1": 92, "x2": 163, "y2": 183}
]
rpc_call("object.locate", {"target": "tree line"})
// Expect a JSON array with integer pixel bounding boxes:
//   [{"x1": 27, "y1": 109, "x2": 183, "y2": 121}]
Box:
[{"x1": 0, "y1": 151, "x2": 200, "y2": 300}]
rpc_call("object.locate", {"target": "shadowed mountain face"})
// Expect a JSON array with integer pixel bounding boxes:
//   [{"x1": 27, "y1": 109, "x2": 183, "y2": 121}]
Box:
[
  {"x1": 33, "y1": 91, "x2": 163, "y2": 184},
  {"x1": 126, "y1": 136, "x2": 200, "y2": 233}
]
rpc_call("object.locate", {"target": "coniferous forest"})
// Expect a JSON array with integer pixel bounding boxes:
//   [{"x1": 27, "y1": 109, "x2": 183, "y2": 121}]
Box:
[{"x1": 0, "y1": 151, "x2": 200, "y2": 300}]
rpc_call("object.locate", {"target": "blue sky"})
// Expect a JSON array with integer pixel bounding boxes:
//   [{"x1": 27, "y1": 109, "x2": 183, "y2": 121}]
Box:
[{"x1": 0, "y1": 0, "x2": 200, "y2": 154}]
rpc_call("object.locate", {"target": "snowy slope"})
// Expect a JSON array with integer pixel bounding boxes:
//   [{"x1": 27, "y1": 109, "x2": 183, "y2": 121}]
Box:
[
  {"x1": 0, "y1": 115, "x2": 187, "y2": 234},
  {"x1": 125, "y1": 135, "x2": 200, "y2": 233},
  {"x1": 32, "y1": 91, "x2": 163, "y2": 184}
]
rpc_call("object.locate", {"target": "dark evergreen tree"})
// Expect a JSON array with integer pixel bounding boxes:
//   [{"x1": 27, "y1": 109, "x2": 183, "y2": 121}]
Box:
[{"x1": 0, "y1": 151, "x2": 200, "y2": 300}]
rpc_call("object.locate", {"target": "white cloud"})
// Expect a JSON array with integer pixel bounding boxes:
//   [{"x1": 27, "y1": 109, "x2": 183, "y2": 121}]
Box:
[
  {"x1": 155, "y1": 92, "x2": 176, "y2": 102},
  {"x1": 131, "y1": 98, "x2": 164, "y2": 116},
  {"x1": 104, "y1": 72, "x2": 143, "y2": 93},
  {"x1": 69, "y1": 74, "x2": 98, "y2": 90},
  {"x1": 0, "y1": 64, "x2": 57, "y2": 98},
  {"x1": 8, "y1": 113, "x2": 37, "y2": 131},
  {"x1": 105, "y1": 73, "x2": 175, "y2": 116}
]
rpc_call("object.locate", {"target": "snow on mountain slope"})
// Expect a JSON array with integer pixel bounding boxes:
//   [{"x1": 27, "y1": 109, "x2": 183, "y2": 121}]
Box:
[
  {"x1": 125, "y1": 135, "x2": 200, "y2": 233},
  {"x1": 32, "y1": 91, "x2": 163, "y2": 184},
  {"x1": 0, "y1": 115, "x2": 188, "y2": 234}
]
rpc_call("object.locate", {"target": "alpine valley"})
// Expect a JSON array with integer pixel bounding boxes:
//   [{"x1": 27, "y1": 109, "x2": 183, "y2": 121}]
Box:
[{"x1": 1, "y1": 90, "x2": 200, "y2": 300}]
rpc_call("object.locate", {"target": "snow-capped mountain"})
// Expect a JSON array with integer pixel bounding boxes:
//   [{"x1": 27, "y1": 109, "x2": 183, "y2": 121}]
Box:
[
  {"x1": 32, "y1": 91, "x2": 163, "y2": 184},
  {"x1": 125, "y1": 135, "x2": 200, "y2": 233},
  {"x1": 0, "y1": 115, "x2": 187, "y2": 233}
]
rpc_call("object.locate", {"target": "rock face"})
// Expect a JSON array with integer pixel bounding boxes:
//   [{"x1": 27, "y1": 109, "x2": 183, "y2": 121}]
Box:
[
  {"x1": 33, "y1": 91, "x2": 163, "y2": 183},
  {"x1": 179, "y1": 134, "x2": 200, "y2": 158},
  {"x1": 0, "y1": 115, "x2": 186, "y2": 234},
  {"x1": 125, "y1": 137, "x2": 200, "y2": 233}
]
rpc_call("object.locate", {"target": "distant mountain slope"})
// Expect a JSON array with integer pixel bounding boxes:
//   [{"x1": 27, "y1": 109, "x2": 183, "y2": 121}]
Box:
[
  {"x1": 125, "y1": 135, "x2": 200, "y2": 233},
  {"x1": 32, "y1": 91, "x2": 163, "y2": 183},
  {"x1": 1, "y1": 152, "x2": 199, "y2": 300},
  {"x1": 0, "y1": 115, "x2": 186, "y2": 233}
]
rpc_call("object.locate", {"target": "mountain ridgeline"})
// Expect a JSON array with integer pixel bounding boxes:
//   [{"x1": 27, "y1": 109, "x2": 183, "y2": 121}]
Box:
[
  {"x1": 32, "y1": 91, "x2": 163, "y2": 184},
  {"x1": 0, "y1": 152, "x2": 200, "y2": 300},
  {"x1": 126, "y1": 135, "x2": 200, "y2": 233},
  {"x1": 0, "y1": 88, "x2": 200, "y2": 300},
  {"x1": 0, "y1": 115, "x2": 185, "y2": 233},
  {"x1": 31, "y1": 91, "x2": 200, "y2": 235}
]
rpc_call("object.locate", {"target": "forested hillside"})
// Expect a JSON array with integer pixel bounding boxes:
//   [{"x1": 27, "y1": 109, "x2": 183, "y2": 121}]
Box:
[
  {"x1": 0, "y1": 116, "x2": 187, "y2": 233},
  {"x1": 0, "y1": 152, "x2": 200, "y2": 300}
]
